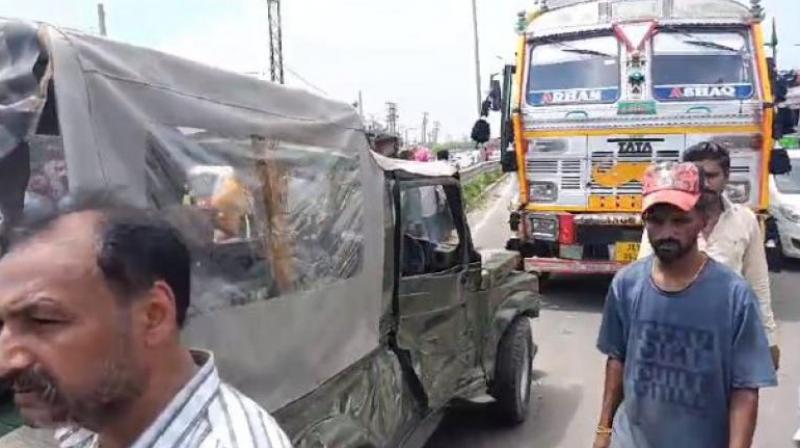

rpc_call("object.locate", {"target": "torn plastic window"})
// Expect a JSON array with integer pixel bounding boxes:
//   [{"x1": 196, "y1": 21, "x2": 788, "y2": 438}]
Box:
[
  {"x1": 145, "y1": 125, "x2": 364, "y2": 314},
  {"x1": 401, "y1": 185, "x2": 460, "y2": 276},
  {"x1": 0, "y1": 132, "x2": 68, "y2": 231},
  {"x1": 0, "y1": 22, "x2": 52, "y2": 234}
]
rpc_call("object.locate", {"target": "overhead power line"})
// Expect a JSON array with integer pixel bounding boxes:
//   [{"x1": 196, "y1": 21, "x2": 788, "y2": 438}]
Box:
[{"x1": 284, "y1": 66, "x2": 329, "y2": 96}]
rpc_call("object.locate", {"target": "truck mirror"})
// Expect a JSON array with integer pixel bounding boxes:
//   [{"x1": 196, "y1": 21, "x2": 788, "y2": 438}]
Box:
[
  {"x1": 489, "y1": 80, "x2": 502, "y2": 112},
  {"x1": 471, "y1": 118, "x2": 490, "y2": 144},
  {"x1": 770, "y1": 148, "x2": 792, "y2": 175}
]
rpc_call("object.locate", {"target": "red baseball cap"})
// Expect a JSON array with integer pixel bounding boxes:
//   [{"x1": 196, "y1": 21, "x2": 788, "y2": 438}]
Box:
[{"x1": 642, "y1": 162, "x2": 701, "y2": 213}]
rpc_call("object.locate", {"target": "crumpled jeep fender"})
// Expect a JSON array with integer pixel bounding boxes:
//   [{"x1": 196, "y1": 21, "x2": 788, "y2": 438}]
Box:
[{"x1": 483, "y1": 273, "x2": 540, "y2": 385}]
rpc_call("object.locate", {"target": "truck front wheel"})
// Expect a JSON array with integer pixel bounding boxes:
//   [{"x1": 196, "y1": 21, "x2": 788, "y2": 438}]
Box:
[{"x1": 492, "y1": 317, "x2": 533, "y2": 425}]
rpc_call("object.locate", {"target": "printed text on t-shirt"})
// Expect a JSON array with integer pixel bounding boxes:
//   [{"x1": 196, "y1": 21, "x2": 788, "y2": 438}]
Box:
[{"x1": 631, "y1": 321, "x2": 715, "y2": 413}]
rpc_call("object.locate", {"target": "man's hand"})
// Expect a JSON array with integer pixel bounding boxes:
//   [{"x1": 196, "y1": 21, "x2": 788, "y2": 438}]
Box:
[
  {"x1": 595, "y1": 358, "x2": 623, "y2": 448},
  {"x1": 770, "y1": 345, "x2": 780, "y2": 370},
  {"x1": 592, "y1": 433, "x2": 611, "y2": 448}
]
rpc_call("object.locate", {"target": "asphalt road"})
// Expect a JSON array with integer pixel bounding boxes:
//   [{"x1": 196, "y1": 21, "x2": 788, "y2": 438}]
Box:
[{"x1": 426, "y1": 177, "x2": 800, "y2": 448}]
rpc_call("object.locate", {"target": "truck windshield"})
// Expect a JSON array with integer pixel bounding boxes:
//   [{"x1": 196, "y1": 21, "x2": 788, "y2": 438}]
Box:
[
  {"x1": 652, "y1": 29, "x2": 755, "y2": 101},
  {"x1": 527, "y1": 35, "x2": 620, "y2": 106}
]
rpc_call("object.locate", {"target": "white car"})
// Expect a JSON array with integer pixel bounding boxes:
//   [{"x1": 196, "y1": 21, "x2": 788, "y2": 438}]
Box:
[
  {"x1": 451, "y1": 153, "x2": 473, "y2": 170},
  {"x1": 769, "y1": 152, "x2": 800, "y2": 259}
]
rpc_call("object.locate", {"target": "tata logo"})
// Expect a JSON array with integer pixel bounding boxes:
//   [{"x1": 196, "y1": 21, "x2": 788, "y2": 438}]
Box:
[
  {"x1": 617, "y1": 141, "x2": 654, "y2": 154},
  {"x1": 670, "y1": 85, "x2": 736, "y2": 99},
  {"x1": 543, "y1": 89, "x2": 602, "y2": 104}
]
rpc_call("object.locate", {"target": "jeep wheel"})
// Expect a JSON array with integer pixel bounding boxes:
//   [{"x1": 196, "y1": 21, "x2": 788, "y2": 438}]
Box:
[{"x1": 492, "y1": 317, "x2": 533, "y2": 425}]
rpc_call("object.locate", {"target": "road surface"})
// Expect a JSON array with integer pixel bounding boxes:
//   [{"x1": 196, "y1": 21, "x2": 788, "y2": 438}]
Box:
[{"x1": 426, "y1": 176, "x2": 800, "y2": 447}]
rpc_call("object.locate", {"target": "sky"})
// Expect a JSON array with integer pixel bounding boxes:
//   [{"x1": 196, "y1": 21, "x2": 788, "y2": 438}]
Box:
[{"x1": 1, "y1": 0, "x2": 799, "y2": 142}]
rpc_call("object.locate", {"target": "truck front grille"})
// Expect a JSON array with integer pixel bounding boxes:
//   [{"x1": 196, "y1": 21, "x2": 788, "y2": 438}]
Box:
[{"x1": 526, "y1": 158, "x2": 584, "y2": 191}]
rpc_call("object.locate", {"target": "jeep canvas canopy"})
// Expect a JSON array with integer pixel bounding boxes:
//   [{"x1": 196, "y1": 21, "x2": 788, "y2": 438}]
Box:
[{"x1": 0, "y1": 18, "x2": 391, "y2": 412}]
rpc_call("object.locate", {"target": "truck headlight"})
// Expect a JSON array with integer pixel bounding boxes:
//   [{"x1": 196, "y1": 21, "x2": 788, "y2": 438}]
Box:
[
  {"x1": 530, "y1": 181, "x2": 558, "y2": 202},
  {"x1": 530, "y1": 215, "x2": 558, "y2": 241},
  {"x1": 725, "y1": 182, "x2": 750, "y2": 204},
  {"x1": 779, "y1": 205, "x2": 800, "y2": 223}
]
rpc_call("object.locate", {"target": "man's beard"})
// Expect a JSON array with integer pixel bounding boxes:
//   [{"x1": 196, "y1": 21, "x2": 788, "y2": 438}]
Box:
[
  {"x1": 702, "y1": 190, "x2": 721, "y2": 207},
  {"x1": 651, "y1": 237, "x2": 695, "y2": 264},
  {"x1": 3, "y1": 344, "x2": 146, "y2": 430}
]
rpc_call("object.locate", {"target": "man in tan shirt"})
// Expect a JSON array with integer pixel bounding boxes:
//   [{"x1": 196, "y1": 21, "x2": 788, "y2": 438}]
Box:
[{"x1": 639, "y1": 142, "x2": 780, "y2": 368}]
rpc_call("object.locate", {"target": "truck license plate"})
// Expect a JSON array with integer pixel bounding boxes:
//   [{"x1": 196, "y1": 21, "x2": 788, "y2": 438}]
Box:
[{"x1": 614, "y1": 242, "x2": 640, "y2": 263}]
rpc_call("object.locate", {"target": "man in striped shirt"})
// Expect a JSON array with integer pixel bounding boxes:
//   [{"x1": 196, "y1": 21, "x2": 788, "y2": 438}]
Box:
[{"x1": 0, "y1": 207, "x2": 291, "y2": 448}]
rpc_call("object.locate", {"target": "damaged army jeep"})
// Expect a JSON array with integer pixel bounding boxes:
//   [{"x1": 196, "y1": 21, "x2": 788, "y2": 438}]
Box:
[{"x1": 0, "y1": 19, "x2": 541, "y2": 447}]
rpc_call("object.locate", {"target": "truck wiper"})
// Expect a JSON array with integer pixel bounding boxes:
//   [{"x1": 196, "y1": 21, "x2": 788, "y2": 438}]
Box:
[
  {"x1": 659, "y1": 26, "x2": 741, "y2": 53},
  {"x1": 539, "y1": 38, "x2": 615, "y2": 58},
  {"x1": 561, "y1": 48, "x2": 614, "y2": 58},
  {"x1": 682, "y1": 40, "x2": 739, "y2": 53}
]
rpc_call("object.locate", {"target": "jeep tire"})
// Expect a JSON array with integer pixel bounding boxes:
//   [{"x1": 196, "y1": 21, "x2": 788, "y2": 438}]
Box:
[{"x1": 492, "y1": 317, "x2": 533, "y2": 425}]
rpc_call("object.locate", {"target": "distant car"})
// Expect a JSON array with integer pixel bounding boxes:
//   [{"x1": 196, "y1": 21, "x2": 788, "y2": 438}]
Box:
[
  {"x1": 769, "y1": 151, "x2": 800, "y2": 259},
  {"x1": 451, "y1": 153, "x2": 472, "y2": 170}
]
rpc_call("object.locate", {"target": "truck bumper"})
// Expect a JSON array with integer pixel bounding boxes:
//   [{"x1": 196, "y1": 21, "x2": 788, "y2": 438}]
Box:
[{"x1": 523, "y1": 257, "x2": 626, "y2": 274}]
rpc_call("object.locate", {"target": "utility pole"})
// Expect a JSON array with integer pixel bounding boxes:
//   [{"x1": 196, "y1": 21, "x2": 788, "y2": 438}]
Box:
[
  {"x1": 97, "y1": 3, "x2": 107, "y2": 36},
  {"x1": 421, "y1": 112, "x2": 429, "y2": 145},
  {"x1": 431, "y1": 121, "x2": 441, "y2": 145},
  {"x1": 358, "y1": 91, "x2": 364, "y2": 118},
  {"x1": 267, "y1": 0, "x2": 285, "y2": 84},
  {"x1": 386, "y1": 102, "x2": 399, "y2": 136},
  {"x1": 471, "y1": 0, "x2": 483, "y2": 115},
  {"x1": 404, "y1": 127, "x2": 417, "y2": 147}
]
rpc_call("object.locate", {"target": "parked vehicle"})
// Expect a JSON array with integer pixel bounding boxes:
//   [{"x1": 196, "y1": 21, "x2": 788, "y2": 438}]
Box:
[
  {"x1": 0, "y1": 19, "x2": 541, "y2": 447},
  {"x1": 451, "y1": 152, "x2": 474, "y2": 170},
  {"x1": 769, "y1": 151, "x2": 800, "y2": 259},
  {"x1": 478, "y1": 0, "x2": 790, "y2": 280}
]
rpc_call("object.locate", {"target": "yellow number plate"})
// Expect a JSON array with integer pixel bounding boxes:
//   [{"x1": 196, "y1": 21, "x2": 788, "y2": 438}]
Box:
[
  {"x1": 589, "y1": 195, "x2": 642, "y2": 211},
  {"x1": 614, "y1": 242, "x2": 640, "y2": 263}
]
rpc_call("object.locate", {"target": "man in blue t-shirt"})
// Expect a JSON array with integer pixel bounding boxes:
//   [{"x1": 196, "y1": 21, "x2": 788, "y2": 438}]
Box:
[{"x1": 593, "y1": 162, "x2": 777, "y2": 448}]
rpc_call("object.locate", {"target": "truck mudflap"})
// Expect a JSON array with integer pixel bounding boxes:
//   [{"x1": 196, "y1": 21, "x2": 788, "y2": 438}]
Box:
[{"x1": 523, "y1": 257, "x2": 626, "y2": 274}]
